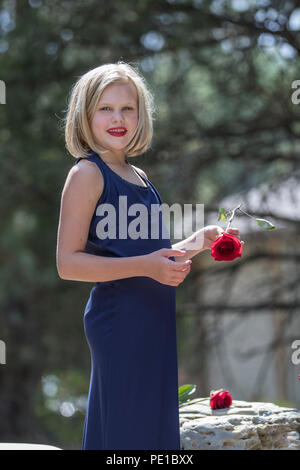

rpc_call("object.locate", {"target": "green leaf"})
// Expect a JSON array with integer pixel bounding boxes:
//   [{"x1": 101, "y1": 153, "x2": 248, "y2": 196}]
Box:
[
  {"x1": 255, "y1": 218, "x2": 275, "y2": 230},
  {"x1": 218, "y1": 207, "x2": 227, "y2": 222},
  {"x1": 178, "y1": 384, "x2": 197, "y2": 404}
]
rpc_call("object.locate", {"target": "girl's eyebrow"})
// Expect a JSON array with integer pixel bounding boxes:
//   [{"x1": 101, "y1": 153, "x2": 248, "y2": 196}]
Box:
[{"x1": 98, "y1": 102, "x2": 136, "y2": 106}]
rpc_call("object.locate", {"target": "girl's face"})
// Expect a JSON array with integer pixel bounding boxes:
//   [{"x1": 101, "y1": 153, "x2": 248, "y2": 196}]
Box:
[{"x1": 91, "y1": 80, "x2": 139, "y2": 160}]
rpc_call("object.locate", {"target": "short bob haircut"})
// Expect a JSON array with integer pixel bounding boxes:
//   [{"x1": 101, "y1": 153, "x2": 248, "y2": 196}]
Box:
[{"x1": 64, "y1": 61, "x2": 156, "y2": 159}]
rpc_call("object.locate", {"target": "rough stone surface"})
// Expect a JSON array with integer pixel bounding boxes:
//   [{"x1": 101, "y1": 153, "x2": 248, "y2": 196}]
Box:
[
  {"x1": 0, "y1": 443, "x2": 61, "y2": 450},
  {"x1": 179, "y1": 398, "x2": 300, "y2": 450}
]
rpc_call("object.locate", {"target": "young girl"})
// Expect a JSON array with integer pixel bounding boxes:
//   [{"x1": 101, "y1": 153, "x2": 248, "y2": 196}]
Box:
[{"x1": 56, "y1": 61, "x2": 241, "y2": 450}]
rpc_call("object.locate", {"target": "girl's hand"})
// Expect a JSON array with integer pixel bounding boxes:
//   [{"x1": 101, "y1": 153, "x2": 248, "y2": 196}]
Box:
[
  {"x1": 143, "y1": 248, "x2": 192, "y2": 286},
  {"x1": 202, "y1": 225, "x2": 245, "y2": 250}
]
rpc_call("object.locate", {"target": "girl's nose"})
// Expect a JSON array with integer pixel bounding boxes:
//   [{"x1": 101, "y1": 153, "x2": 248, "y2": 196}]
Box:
[{"x1": 112, "y1": 111, "x2": 124, "y2": 122}]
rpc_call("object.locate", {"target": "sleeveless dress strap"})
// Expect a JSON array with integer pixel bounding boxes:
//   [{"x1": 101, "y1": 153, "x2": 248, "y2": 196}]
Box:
[{"x1": 74, "y1": 150, "x2": 110, "y2": 190}]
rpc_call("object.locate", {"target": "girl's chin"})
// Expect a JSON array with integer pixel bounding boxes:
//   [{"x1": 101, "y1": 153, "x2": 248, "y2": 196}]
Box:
[{"x1": 95, "y1": 139, "x2": 126, "y2": 151}]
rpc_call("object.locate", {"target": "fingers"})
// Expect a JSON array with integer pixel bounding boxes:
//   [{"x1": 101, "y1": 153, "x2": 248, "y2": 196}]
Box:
[
  {"x1": 162, "y1": 248, "x2": 186, "y2": 258},
  {"x1": 227, "y1": 228, "x2": 239, "y2": 235},
  {"x1": 227, "y1": 229, "x2": 245, "y2": 246},
  {"x1": 171, "y1": 269, "x2": 190, "y2": 285},
  {"x1": 171, "y1": 260, "x2": 192, "y2": 271}
]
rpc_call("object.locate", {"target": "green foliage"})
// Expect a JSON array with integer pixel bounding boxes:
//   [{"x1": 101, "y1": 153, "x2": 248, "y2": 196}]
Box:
[
  {"x1": 255, "y1": 218, "x2": 276, "y2": 230},
  {"x1": 0, "y1": 0, "x2": 298, "y2": 447},
  {"x1": 218, "y1": 207, "x2": 228, "y2": 222},
  {"x1": 35, "y1": 369, "x2": 88, "y2": 450},
  {"x1": 178, "y1": 384, "x2": 197, "y2": 405}
]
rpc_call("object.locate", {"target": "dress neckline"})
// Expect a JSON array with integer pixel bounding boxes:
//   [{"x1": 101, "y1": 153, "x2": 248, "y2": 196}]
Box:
[{"x1": 95, "y1": 152, "x2": 149, "y2": 190}]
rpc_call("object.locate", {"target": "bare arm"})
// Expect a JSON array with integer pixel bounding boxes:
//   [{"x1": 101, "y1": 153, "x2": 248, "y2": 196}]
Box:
[
  {"x1": 172, "y1": 226, "x2": 243, "y2": 262},
  {"x1": 56, "y1": 159, "x2": 148, "y2": 282},
  {"x1": 172, "y1": 230, "x2": 207, "y2": 263}
]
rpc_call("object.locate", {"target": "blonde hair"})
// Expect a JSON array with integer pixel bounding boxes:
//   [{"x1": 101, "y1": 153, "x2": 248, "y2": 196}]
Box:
[{"x1": 64, "y1": 61, "x2": 156, "y2": 159}]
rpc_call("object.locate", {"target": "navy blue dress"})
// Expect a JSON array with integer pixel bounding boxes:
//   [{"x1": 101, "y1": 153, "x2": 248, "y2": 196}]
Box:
[{"x1": 74, "y1": 150, "x2": 180, "y2": 450}]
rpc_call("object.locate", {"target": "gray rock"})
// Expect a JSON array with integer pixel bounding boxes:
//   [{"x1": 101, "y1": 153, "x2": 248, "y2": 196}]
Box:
[{"x1": 179, "y1": 398, "x2": 300, "y2": 450}]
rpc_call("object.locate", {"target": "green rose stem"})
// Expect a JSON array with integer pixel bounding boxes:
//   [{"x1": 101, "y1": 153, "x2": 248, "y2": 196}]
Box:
[
  {"x1": 222, "y1": 204, "x2": 275, "y2": 232},
  {"x1": 238, "y1": 206, "x2": 258, "y2": 221},
  {"x1": 225, "y1": 204, "x2": 241, "y2": 233},
  {"x1": 178, "y1": 397, "x2": 208, "y2": 408}
]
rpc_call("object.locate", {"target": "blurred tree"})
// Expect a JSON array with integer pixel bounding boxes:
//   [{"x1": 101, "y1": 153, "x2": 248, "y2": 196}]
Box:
[{"x1": 0, "y1": 0, "x2": 299, "y2": 448}]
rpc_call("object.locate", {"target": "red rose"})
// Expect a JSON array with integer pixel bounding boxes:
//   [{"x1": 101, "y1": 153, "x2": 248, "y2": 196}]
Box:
[
  {"x1": 211, "y1": 232, "x2": 243, "y2": 261},
  {"x1": 210, "y1": 389, "x2": 232, "y2": 410}
]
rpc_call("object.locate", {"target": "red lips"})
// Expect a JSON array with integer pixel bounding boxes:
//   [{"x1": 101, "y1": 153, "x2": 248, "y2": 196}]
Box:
[{"x1": 107, "y1": 127, "x2": 127, "y2": 137}]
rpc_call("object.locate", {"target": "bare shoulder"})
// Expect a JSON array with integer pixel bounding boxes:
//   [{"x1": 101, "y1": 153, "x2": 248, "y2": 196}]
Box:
[
  {"x1": 57, "y1": 158, "x2": 104, "y2": 276},
  {"x1": 131, "y1": 165, "x2": 148, "y2": 179},
  {"x1": 70, "y1": 157, "x2": 103, "y2": 181},
  {"x1": 63, "y1": 158, "x2": 104, "y2": 201}
]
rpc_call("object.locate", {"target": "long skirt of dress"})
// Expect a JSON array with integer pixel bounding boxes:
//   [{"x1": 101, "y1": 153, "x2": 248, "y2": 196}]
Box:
[{"x1": 81, "y1": 276, "x2": 180, "y2": 450}]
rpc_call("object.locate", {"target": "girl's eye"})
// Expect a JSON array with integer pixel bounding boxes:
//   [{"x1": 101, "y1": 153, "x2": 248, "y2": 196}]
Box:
[{"x1": 100, "y1": 107, "x2": 133, "y2": 111}]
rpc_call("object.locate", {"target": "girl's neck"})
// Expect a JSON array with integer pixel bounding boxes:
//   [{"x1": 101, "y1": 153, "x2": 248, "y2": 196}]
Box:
[{"x1": 100, "y1": 152, "x2": 129, "y2": 167}]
